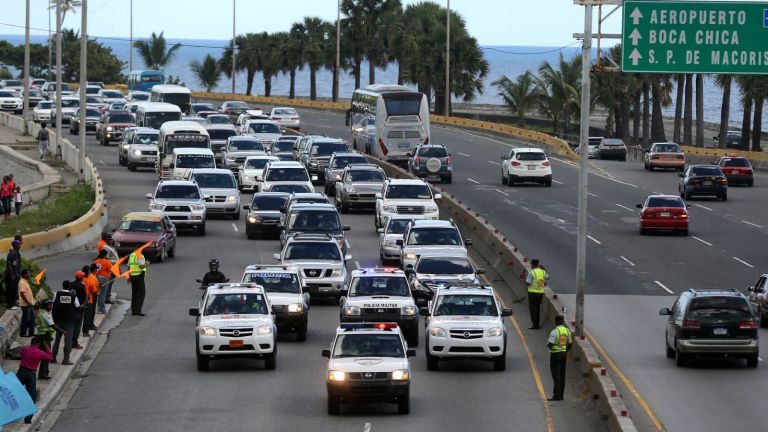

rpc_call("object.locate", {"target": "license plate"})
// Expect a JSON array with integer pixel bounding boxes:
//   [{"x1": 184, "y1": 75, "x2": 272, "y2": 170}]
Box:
[
  {"x1": 229, "y1": 339, "x2": 244, "y2": 348},
  {"x1": 659, "y1": 212, "x2": 670, "y2": 217},
  {"x1": 713, "y1": 328, "x2": 728, "y2": 336},
  {"x1": 527, "y1": 165, "x2": 537, "y2": 170},
  {"x1": 732, "y1": 170, "x2": 739, "y2": 175},
  {"x1": 141, "y1": 157, "x2": 148, "y2": 161},
  {"x1": 398, "y1": 143, "x2": 410, "y2": 149},
  {"x1": 703, "y1": 181, "x2": 712, "y2": 186},
  {"x1": 427, "y1": 175, "x2": 440, "y2": 180}
]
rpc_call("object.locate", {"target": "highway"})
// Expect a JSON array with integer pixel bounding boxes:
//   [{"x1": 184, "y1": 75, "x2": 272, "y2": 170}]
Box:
[{"x1": 37, "y1": 125, "x2": 592, "y2": 432}]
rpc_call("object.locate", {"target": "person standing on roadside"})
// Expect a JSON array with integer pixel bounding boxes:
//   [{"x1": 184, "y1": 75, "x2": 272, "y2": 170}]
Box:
[
  {"x1": 18, "y1": 269, "x2": 36, "y2": 337},
  {"x1": 128, "y1": 249, "x2": 148, "y2": 316},
  {"x1": 70, "y1": 270, "x2": 87, "y2": 350},
  {"x1": 5, "y1": 239, "x2": 22, "y2": 309},
  {"x1": 1, "y1": 176, "x2": 12, "y2": 219},
  {"x1": 82, "y1": 263, "x2": 100, "y2": 335},
  {"x1": 35, "y1": 300, "x2": 60, "y2": 380},
  {"x1": 547, "y1": 315, "x2": 572, "y2": 401},
  {"x1": 16, "y1": 336, "x2": 53, "y2": 424},
  {"x1": 52, "y1": 280, "x2": 77, "y2": 366},
  {"x1": 526, "y1": 259, "x2": 549, "y2": 330},
  {"x1": 14, "y1": 186, "x2": 22, "y2": 216},
  {"x1": 37, "y1": 123, "x2": 49, "y2": 160},
  {"x1": 93, "y1": 249, "x2": 112, "y2": 314}
]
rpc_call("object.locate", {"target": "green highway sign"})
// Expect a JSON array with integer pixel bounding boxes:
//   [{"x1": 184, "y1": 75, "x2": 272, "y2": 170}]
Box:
[{"x1": 622, "y1": 1, "x2": 768, "y2": 74}]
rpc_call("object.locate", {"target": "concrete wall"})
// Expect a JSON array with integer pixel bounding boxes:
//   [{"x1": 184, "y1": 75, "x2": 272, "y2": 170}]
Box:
[
  {"x1": 0, "y1": 147, "x2": 43, "y2": 186},
  {"x1": 0, "y1": 146, "x2": 61, "y2": 205}
]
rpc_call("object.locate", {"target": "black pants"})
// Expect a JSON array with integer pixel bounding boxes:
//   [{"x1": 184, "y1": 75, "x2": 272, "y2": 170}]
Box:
[
  {"x1": 16, "y1": 367, "x2": 36, "y2": 423},
  {"x1": 38, "y1": 332, "x2": 53, "y2": 378},
  {"x1": 4, "y1": 275, "x2": 18, "y2": 309},
  {"x1": 528, "y1": 291, "x2": 543, "y2": 328},
  {"x1": 83, "y1": 301, "x2": 96, "y2": 332},
  {"x1": 52, "y1": 322, "x2": 74, "y2": 363},
  {"x1": 550, "y1": 351, "x2": 568, "y2": 400},
  {"x1": 130, "y1": 273, "x2": 146, "y2": 315},
  {"x1": 72, "y1": 310, "x2": 84, "y2": 346},
  {"x1": 20, "y1": 306, "x2": 35, "y2": 337},
  {"x1": 15, "y1": 202, "x2": 21, "y2": 215}
]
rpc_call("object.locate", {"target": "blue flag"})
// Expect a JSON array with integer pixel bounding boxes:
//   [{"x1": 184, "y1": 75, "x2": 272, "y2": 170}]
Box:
[{"x1": 0, "y1": 371, "x2": 37, "y2": 426}]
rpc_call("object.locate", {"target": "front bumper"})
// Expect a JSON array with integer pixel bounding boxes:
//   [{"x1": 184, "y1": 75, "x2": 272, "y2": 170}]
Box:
[
  {"x1": 203, "y1": 201, "x2": 240, "y2": 214},
  {"x1": 598, "y1": 149, "x2": 626, "y2": 159},
  {"x1": 428, "y1": 333, "x2": 505, "y2": 358},
  {"x1": 271, "y1": 310, "x2": 308, "y2": 330},
  {"x1": 127, "y1": 154, "x2": 157, "y2": 166},
  {"x1": 327, "y1": 380, "x2": 409, "y2": 402},
  {"x1": 304, "y1": 276, "x2": 345, "y2": 297},
  {"x1": 341, "y1": 191, "x2": 378, "y2": 206},
  {"x1": 677, "y1": 338, "x2": 758, "y2": 355},
  {"x1": 162, "y1": 211, "x2": 205, "y2": 226},
  {"x1": 198, "y1": 333, "x2": 275, "y2": 357},
  {"x1": 380, "y1": 244, "x2": 401, "y2": 261},
  {"x1": 245, "y1": 216, "x2": 281, "y2": 234},
  {"x1": 378, "y1": 209, "x2": 439, "y2": 226}
]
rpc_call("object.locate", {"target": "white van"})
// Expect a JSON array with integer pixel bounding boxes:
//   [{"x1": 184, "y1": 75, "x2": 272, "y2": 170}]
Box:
[
  {"x1": 171, "y1": 148, "x2": 216, "y2": 180},
  {"x1": 136, "y1": 102, "x2": 182, "y2": 129},
  {"x1": 158, "y1": 121, "x2": 210, "y2": 179}
]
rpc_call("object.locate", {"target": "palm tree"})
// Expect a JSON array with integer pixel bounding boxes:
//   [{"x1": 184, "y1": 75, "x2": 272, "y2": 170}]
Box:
[
  {"x1": 683, "y1": 73, "x2": 693, "y2": 145},
  {"x1": 750, "y1": 77, "x2": 768, "y2": 151},
  {"x1": 189, "y1": 54, "x2": 221, "y2": 92},
  {"x1": 297, "y1": 17, "x2": 329, "y2": 101},
  {"x1": 651, "y1": 75, "x2": 671, "y2": 142},
  {"x1": 736, "y1": 76, "x2": 753, "y2": 150},
  {"x1": 642, "y1": 80, "x2": 650, "y2": 145},
  {"x1": 536, "y1": 54, "x2": 581, "y2": 133},
  {"x1": 493, "y1": 72, "x2": 538, "y2": 126},
  {"x1": 132, "y1": 32, "x2": 182, "y2": 70},
  {"x1": 48, "y1": 0, "x2": 82, "y2": 25},
  {"x1": 320, "y1": 21, "x2": 350, "y2": 102},
  {"x1": 673, "y1": 74, "x2": 685, "y2": 143},
  {"x1": 715, "y1": 75, "x2": 732, "y2": 149},
  {"x1": 695, "y1": 74, "x2": 704, "y2": 147},
  {"x1": 283, "y1": 24, "x2": 306, "y2": 99}
]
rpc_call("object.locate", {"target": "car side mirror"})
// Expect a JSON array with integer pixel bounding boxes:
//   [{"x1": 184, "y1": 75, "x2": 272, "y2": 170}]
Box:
[
  {"x1": 377, "y1": 228, "x2": 384, "y2": 233},
  {"x1": 434, "y1": 194, "x2": 442, "y2": 200},
  {"x1": 658, "y1": 307, "x2": 671, "y2": 316},
  {"x1": 464, "y1": 239, "x2": 473, "y2": 246},
  {"x1": 188, "y1": 308, "x2": 200, "y2": 316},
  {"x1": 678, "y1": 173, "x2": 684, "y2": 178},
  {"x1": 343, "y1": 225, "x2": 351, "y2": 231},
  {"x1": 272, "y1": 253, "x2": 281, "y2": 261},
  {"x1": 635, "y1": 204, "x2": 642, "y2": 209},
  {"x1": 344, "y1": 254, "x2": 352, "y2": 261},
  {"x1": 748, "y1": 286, "x2": 754, "y2": 292},
  {"x1": 419, "y1": 307, "x2": 430, "y2": 316},
  {"x1": 321, "y1": 349, "x2": 331, "y2": 358},
  {"x1": 311, "y1": 175, "x2": 318, "y2": 181},
  {"x1": 375, "y1": 192, "x2": 382, "y2": 199},
  {"x1": 404, "y1": 269, "x2": 415, "y2": 277},
  {"x1": 475, "y1": 269, "x2": 486, "y2": 275},
  {"x1": 339, "y1": 289, "x2": 348, "y2": 297},
  {"x1": 500, "y1": 156, "x2": 505, "y2": 160},
  {"x1": 406, "y1": 349, "x2": 416, "y2": 357},
  {"x1": 242, "y1": 205, "x2": 250, "y2": 210},
  {"x1": 501, "y1": 308, "x2": 514, "y2": 317},
  {"x1": 145, "y1": 193, "x2": 152, "y2": 199},
  {"x1": 279, "y1": 207, "x2": 286, "y2": 213},
  {"x1": 395, "y1": 239, "x2": 403, "y2": 246}
]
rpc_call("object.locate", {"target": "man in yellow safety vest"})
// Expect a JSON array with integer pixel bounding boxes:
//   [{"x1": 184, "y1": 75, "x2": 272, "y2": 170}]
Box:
[
  {"x1": 128, "y1": 250, "x2": 148, "y2": 316},
  {"x1": 526, "y1": 259, "x2": 549, "y2": 329},
  {"x1": 547, "y1": 315, "x2": 572, "y2": 401}
]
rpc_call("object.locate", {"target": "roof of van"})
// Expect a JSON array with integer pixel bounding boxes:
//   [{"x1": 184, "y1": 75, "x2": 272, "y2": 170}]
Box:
[
  {"x1": 150, "y1": 85, "x2": 192, "y2": 94},
  {"x1": 138, "y1": 102, "x2": 182, "y2": 113},
  {"x1": 362, "y1": 84, "x2": 415, "y2": 93},
  {"x1": 159, "y1": 121, "x2": 209, "y2": 134},
  {"x1": 171, "y1": 148, "x2": 215, "y2": 155}
]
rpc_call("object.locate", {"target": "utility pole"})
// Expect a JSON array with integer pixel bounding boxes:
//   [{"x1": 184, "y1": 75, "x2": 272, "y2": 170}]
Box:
[
  {"x1": 129, "y1": 0, "x2": 133, "y2": 72},
  {"x1": 55, "y1": 0, "x2": 62, "y2": 156},
  {"x1": 79, "y1": 0, "x2": 87, "y2": 179},
  {"x1": 444, "y1": 0, "x2": 450, "y2": 117},
  {"x1": 335, "y1": 0, "x2": 341, "y2": 101},
  {"x1": 231, "y1": 0, "x2": 236, "y2": 94},
  {"x1": 574, "y1": 0, "x2": 593, "y2": 337},
  {"x1": 48, "y1": 6, "x2": 52, "y2": 83},
  {"x1": 22, "y1": 0, "x2": 31, "y2": 135}
]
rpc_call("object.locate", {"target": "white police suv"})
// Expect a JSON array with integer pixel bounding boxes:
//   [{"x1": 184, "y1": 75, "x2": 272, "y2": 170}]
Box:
[
  {"x1": 322, "y1": 323, "x2": 415, "y2": 415},
  {"x1": 241, "y1": 265, "x2": 309, "y2": 341}
]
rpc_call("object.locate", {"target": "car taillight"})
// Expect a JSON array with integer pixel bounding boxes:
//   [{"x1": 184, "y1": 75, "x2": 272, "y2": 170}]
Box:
[
  {"x1": 415, "y1": 156, "x2": 421, "y2": 165},
  {"x1": 688, "y1": 179, "x2": 701, "y2": 185},
  {"x1": 291, "y1": 117, "x2": 300, "y2": 120},
  {"x1": 676, "y1": 154, "x2": 685, "y2": 160},
  {"x1": 542, "y1": 161, "x2": 550, "y2": 166},
  {"x1": 378, "y1": 138, "x2": 388, "y2": 155},
  {"x1": 739, "y1": 320, "x2": 757, "y2": 329},
  {"x1": 682, "y1": 320, "x2": 701, "y2": 329},
  {"x1": 651, "y1": 155, "x2": 659, "y2": 159},
  {"x1": 446, "y1": 156, "x2": 452, "y2": 164},
  {"x1": 511, "y1": 161, "x2": 521, "y2": 166},
  {"x1": 226, "y1": 108, "x2": 231, "y2": 113}
]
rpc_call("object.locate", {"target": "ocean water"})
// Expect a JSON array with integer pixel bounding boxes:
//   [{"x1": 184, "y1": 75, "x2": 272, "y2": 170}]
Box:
[{"x1": 2, "y1": 34, "x2": 765, "y2": 129}]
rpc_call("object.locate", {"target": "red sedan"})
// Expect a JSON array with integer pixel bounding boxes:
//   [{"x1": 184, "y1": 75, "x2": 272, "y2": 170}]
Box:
[
  {"x1": 636, "y1": 195, "x2": 689, "y2": 236},
  {"x1": 717, "y1": 156, "x2": 754, "y2": 187}
]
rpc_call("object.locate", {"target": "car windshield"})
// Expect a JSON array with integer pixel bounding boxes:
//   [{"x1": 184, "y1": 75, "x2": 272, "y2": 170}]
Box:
[
  {"x1": 4, "y1": 80, "x2": 21, "y2": 86},
  {"x1": 229, "y1": 140, "x2": 265, "y2": 152},
  {"x1": 350, "y1": 276, "x2": 410, "y2": 297},
  {"x1": 131, "y1": 93, "x2": 149, "y2": 101},
  {"x1": 346, "y1": 170, "x2": 384, "y2": 182},
  {"x1": 102, "y1": 91, "x2": 123, "y2": 98},
  {"x1": 193, "y1": 173, "x2": 236, "y2": 189},
  {"x1": 385, "y1": 219, "x2": 411, "y2": 234},
  {"x1": 653, "y1": 144, "x2": 680, "y2": 153},
  {"x1": 310, "y1": 142, "x2": 348, "y2": 156},
  {"x1": 228, "y1": 101, "x2": 250, "y2": 109},
  {"x1": 134, "y1": 133, "x2": 158, "y2": 144},
  {"x1": 690, "y1": 167, "x2": 722, "y2": 176},
  {"x1": 332, "y1": 156, "x2": 368, "y2": 168},
  {"x1": 191, "y1": 104, "x2": 214, "y2": 113},
  {"x1": 288, "y1": 210, "x2": 341, "y2": 232},
  {"x1": 603, "y1": 139, "x2": 625, "y2": 146},
  {"x1": 272, "y1": 184, "x2": 312, "y2": 193},
  {"x1": 516, "y1": 152, "x2": 546, "y2": 161},
  {"x1": 418, "y1": 147, "x2": 448, "y2": 158},
  {"x1": 244, "y1": 273, "x2": 300, "y2": 294},
  {"x1": 244, "y1": 158, "x2": 272, "y2": 169},
  {"x1": 284, "y1": 242, "x2": 341, "y2": 261},
  {"x1": 385, "y1": 184, "x2": 431, "y2": 199},
  {"x1": 407, "y1": 228, "x2": 461, "y2": 245},
  {"x1": 249, "y1": 123, "x2": 280, "y2": 134},
  {"x1": 647, "y1": 197, "x2": 685, "y2": 208},
  {"x1": 0, "y1": 91, "x2": 17, "y2": 97},
  {"x1": 333, "y1": 334, "x2": 404, "y2": 358},
  {"x1": 86, "y1": 96, "x2": 101, "y2": 103},
  {"x1": 687, "y1": 297, "x2": 752, "y2": 321},
  {"x1": 107, "y1": 113, "x2": 134, "y2": 123},
  {"x1": 176, "y1": 154, "x2": 214, "y2": 169},
  {"x1": 118, "y1": 219, "x2": 163, "y2": 233},
  {"x1": 155, "y1": 185, "x2": 200, "y2": 199},
  {"x1": 273, "y1": 141, "x2": 295, "y2": 152},
  {"x1": 434, "y1": 294, "x2": 497, "y2": 316},
  {"x1": 251, "y1": 195, "x2": 288, "y2": 210},
  {"x1": 416, "y1": 257, "x2": 473, "y2": 274},
  {"x1": 265, "y1": 168, "x2": 308, "y2": 182},
  {"x1": 203, "y1": 293, "x2": 268, "y2": 315},
  {"x1": 207, "y1": 129, "x2": 236, "y2": 140},
  {"x1": 85, "y1": 109, "x2": 101, "y2": 117},
  {"x1": 273, "y1": 109, "x2": 297, "y2": 116},
  {"x1": 145, "y1": 112, "x2": 181, "y2": 129},
  {"x1": 110, "y1": 103, "x2": 127, "y2": 110},
  {"x1": 207, "y1": 116, "x2": 231, "y2": 125},
  {"x1": 383, "y1": 93, "x2": 422, "y2": 117},
  {"x1": 37, "y1": 102, "x2": 52, "y2": 109},
  {"x1": 60, "y1": 99, "x2": 79, "y2": 108},
  {"x1": 721, "y1": 158, "x2": 750, "y2": 167}
]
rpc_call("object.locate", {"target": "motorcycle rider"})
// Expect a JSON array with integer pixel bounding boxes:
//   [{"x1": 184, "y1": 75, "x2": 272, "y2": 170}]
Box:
[{"x1": 201, "y1": 259, "x2": 228, "y2": 287}]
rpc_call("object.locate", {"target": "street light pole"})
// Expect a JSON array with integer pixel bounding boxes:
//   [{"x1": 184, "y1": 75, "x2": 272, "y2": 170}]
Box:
[
  {"x1": 575, "y1": 0, "x2": 593, "y2": 337},
  {"x1": 129, "y1": 0, "x2": 133, "y2": 72},
  {"x1": 231, "y1": 0, "x2": 236, "y2": 94},
  {"x1": 48, "y1": 6, "x2": 52, "y2": 83},
  {"x1": 444, "y1": 0, "x2": 450, "y2": 117},
  {"x1": 335, "y1": 0, "x2": 341, "y2": 101},
  {"x1": 79, "y1": 0, "x2": 87, "y2": 179},
  {"x1": 54, "y1": 0, "x2": 62, "y2": 156},
  {"x1": 22, "y1": 0, "x2": 30, "y2": 135}
]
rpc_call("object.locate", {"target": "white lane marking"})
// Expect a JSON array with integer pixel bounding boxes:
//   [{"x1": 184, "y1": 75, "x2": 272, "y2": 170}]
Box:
[
  {"x1": 487, "y1": 160, "x2": 501, "y2": 165},
  {"x1": 652, "y1": 191, "x2": 663, "y2": 195},
  {"x1": 692, "y1": 236, "x2": 712, "y2": 246},
  {"x1": 457, "y1": 152, "x2": 471, "y2": 157},
  {"x1": 693, "y1": 204, "x2": 712, "y2": 211},
  {"x1": 620, "y1": 256, "x2": 636, "y2": 267},
  {"x1": 346, "y1": 238, "x2": 352, "y2": 249},
  {"x1": 552, "y1": 180, "x2": 564, "y2": 185},
  {"x1": 587, "y1": 235, "x2": 601, "y2": 245},
  {"x1": 354, "y1": 261, "x2": 361, "y2": 270},
  {"x1": 587, "y1": 192, "x2": 598, "y2": 197},
  {"x1": 445, "y1": 127, "x2": 511, "y2": 146},
  {"x1": 557, "y1": 218, "x2": 566, "y2": 223},
  {"x1": 495, "y1": 189, "x2": 509, "y2": 196},
  {"x1": 363, "y1": 422, "x2": 372, "y2": 432},
  {"x1": 742, "y1": 220, "x2": 763, "y2": 228},
  {"x1": 99, "y1": 160, "x2": 105, "y2": 166},
  {"x1": 759, "y1": 357, "x2": 764, "y2": 362},
  {"x1": 654, "y1": 280, "x2": 674, "y2": 294},
  {"x1": 616, "y1": 204, "x2": 634, "y2": 212},
  {"x1": 467, "y1": 178, "x2": 480, "y2": 184},
  {"x1": 733, "y1": 257, "x2": 755, "y2": 268},
  {"x1": 592, "y1": 172, "x2": 639, "y2": 188},
  {"x1": 231, "y1": 223, "x2": 239, "y2": 232}
]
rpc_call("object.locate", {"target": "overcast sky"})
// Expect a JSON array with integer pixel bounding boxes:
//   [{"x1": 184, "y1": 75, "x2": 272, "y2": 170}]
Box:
[{"x1": 2, "y1": 0, "x2": 622, "y2": 46}]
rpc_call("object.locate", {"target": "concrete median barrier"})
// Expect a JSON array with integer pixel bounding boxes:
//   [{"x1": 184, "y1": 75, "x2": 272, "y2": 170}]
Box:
[{"x1": 0, "y1": 146, "x2": 61, "y2": 205}]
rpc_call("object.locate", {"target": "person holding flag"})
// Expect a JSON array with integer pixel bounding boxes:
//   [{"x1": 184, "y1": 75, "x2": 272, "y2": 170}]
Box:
[{"x1": 128, "y1": 243, "x2": 151, "y2": 316}]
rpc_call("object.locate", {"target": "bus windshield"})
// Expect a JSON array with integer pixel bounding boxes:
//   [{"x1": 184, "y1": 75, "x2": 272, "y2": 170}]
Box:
[
  {"x1": 164, "y1": 134, "x2": 209, "y2": 152},
  {"x1": 162, "y1": 93, "x2": 191, "y2": 113},
  {"x1": 384, "y1": 93, "x2": 423, "y2": 117},
  {"x1": 145, "y1": 112, "x2": 181, "y2": 129}
]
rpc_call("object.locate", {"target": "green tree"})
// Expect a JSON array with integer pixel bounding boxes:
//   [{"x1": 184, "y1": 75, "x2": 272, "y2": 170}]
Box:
[
  {"x1": 132, "y1": 32, "x2": 182, "y2": 70},
  {"x1": 714, "y1": 74, "x2": 732, "y2": 149},
  {"x1": 48, "y1": 0, "x2": 82, "y2": 25},
  {"x1": 0, "y1": 41, "x2": 51, "y2": 78},
  {"x1": 672, "y1": 74, "x2": 685, "y2": 143},
  {"x1": 340, "y1": 0, "x2": 402, "y2": 85},
  {"x1": 59, "y1": 29, "x2": 125, "y2": 83},
  {"x1": 189, "y1": 54, "x2": 222, "y2": 92},
  {"x1": 221, "y1": 34, "x2": 258, "y2": 96},
  {"x1": 256, "y1": 32, "x2": 283, "y2": 97},
  {"x1": 493, "y1": 72, "x2": 538, "y2": 126},
  {"x1": 297, "y1": 17, "x2": 328, "y2": 100},
  {"x1": 535, "y1": 53, "x2": 581, "y2": 133},
  {"x1": 283, "y1": 24, "x2": 306, "y2": 99}
]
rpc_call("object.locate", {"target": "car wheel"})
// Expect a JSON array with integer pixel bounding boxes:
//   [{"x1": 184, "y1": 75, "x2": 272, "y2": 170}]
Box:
[
  {"x1": 644, "y1": 162, "x2": 649, "y2": 170},
  {"x1": 327, "y1": 395, "x2": 341, "y2": 415},
  {"x1": 501, "y1": 171, "x2": 507, "y2": 185},
  {"x1": 747, "y1": 179, "x2": 754, "y2": 187},
  {"x1": 721, "y1": 192, "x2": 727, "y2": 201},
  {"x1": 507, "y1": 176, "x2": 515, "y2": 187},
  {"x1": 127, "y1": 163, "x2": 137, "y2": 172},
  {"x1": 620, "y1": 156, "x2": 626, "y2": 162},
  {"x1": 443, "y1": 175, "x2": 452, "y2": 184},
  {"x1": 198, "y1": 223, "x2": 206, "y2": 236},
  {"x1": 264, "y1": 346, "x2": 277, "y2": 370},
  {"x1": 157, "y1": 246, "x2": 166, "y2": 263},
  {"x1": 246, "y1": 231, "x2": 255, "y2": 240},
  {"x1": 747, "y1": 355, "x2": 759, "y2": 368},
  {"x1": 680, "y1": 229, "x2": 688, "y2": 236},
  {"x1": 168, "y1": 246, "x2": 175, "y2": 258},
  {"x1": 196, "y1": 352, "x2": 210, "y2": 372},
  {"x1": 493, "y1": 353, "x2": 507, "y2": 371},
  {"x1": 760, "y1": 309, "x2": 768, "y2": 328},
  {"x1": 544, "y1": 178, "x2": 552, "y2": 187},
  {"x1": 406, "y1": 327, "x2": 418, "y2": 348},
  {"x1": 296, "y1": 323, "x2": 308, "y2": 342},
  {"x1": 666, "y1": 338, "x2": 675, "y2": 358},
  {"x1": 639, "y1": 227, "x2": 647, "y2": 235},
  {"x1": 340, "y1": 199, "x2": 349, "y2": 214},
  {"x1": 674, "y1": 341, "x2": 687, "y2": 367},
  {"x1": 231, "y1": 211, "x2": 240, "y2": 220},
  {"x1": 648, "y1": 165, "x2": 654, "y2": 171},
  {"x1": 426, "y1": 344, "x2": 438, "y2": 371},
  {"x1": 397, "y1": 391, "x2": 410, "y2": 415}
]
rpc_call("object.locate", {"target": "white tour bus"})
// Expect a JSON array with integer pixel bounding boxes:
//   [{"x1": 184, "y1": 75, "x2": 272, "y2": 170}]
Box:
[
  {"x1": 347, "y1": 84, "x2": 430, "y2": 165},
  {"x1": 150, "y1": 84, "x2": 192, "y2": 114},
  {"x1": 157, "y1": 121, "x2": 210, "y2": 179},
  {"x1": 136, "y1": 102, "x2": 183, "y2": 130}
]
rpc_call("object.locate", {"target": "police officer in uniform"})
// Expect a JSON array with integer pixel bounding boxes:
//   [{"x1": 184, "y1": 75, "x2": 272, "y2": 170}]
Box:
[
  {"x1": 52, "y1": 281, "x2": 78, "y2": 366},
  {"x1": 547, "y1": 315, "x2": 572, "y2": 401},
  {"x1": 128, "y1": 249, "x2": 148, "y2": 316},
  {"x1": 526, "y1": 259, "x2": 549, "y2": 329}
]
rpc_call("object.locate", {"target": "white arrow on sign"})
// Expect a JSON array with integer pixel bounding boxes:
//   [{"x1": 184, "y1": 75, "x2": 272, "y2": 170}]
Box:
[
  {"x1": 630, "y1": 7, "x2": 644, "y2": 25},
  {"x1": 629, "y1": 28, "x2": 642, "y2": 46},
  {"x1": 629, "y1": 48, "x2": 643, "y2": 66}
]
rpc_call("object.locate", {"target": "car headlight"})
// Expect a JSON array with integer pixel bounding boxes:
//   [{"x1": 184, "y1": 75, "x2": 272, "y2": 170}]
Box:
[
  {"x1": 425, "y1": 204, "x2": 438, "y2": 212},
  {"x1": 345, "y1": 185, "x2": 356, "y2": 193},
  {"x1": 248, "y1": 216, "x2": 258, "y2": 223},
  {"x1": 328, "y1": 370, "x2": 346, "y2": 382},
  {"x1": 287, "y1": 303, "x2": 303, "y2": 313},
  {"x1": 133, "y1": 149, "x2": 141, "y2": 156},
  {"x1": 343, "y1": 305, "x2": 361, "y2": 316},
  {"x1": 430, "y1": 327, "x2": 446, "y2": 337},
  {"x1": 149, "y1": 202, "x2": 164, "y2": 211},
  {"x1": 256, "y1": 325, "x2": 273, "y2": 335},
  {"x1": 404, "y1": 253, "x2": 417, "y2": 261},
  {"x1": 383, "y1": 205, "x2": 397, "y2": 213},
  {"x1": 486, "y1": 327, "x2": 504, "y2": 337},
  {"x1": 199, "y1": 326, "x2": 215, "y2": 336},
  {"x1": 331, "y1": 268, "x2": 342, "y2": 277},
  {"x1": 227, "y1": 195, "x2": 237, "y2": 202},
  {"x1": 106, "y1": 126, "x2": 113, "y2": 131},
  {"x1": 401, "y1": 305, "x2": 417, "y2": 316},
  {"x1": 122, "y1": 143, "x2": 129, "y2": 150},
  {"x1": 192, "y1": 204, "x2": 205, "y2": 211},
  {"x1": 383, "y1": 239, "x2": 397, "y2": 247},
  {"x1": 391, "y1": 369, "x2": 409, "y2": 381},
  {"x1": 335, "y1": 174, "x2": 342, "y2": 180}
]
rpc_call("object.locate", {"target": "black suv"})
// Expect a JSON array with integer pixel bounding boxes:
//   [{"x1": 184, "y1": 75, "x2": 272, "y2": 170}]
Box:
[{"x1": 660, "y1": 289, "x2": 759, "y2": 367}]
